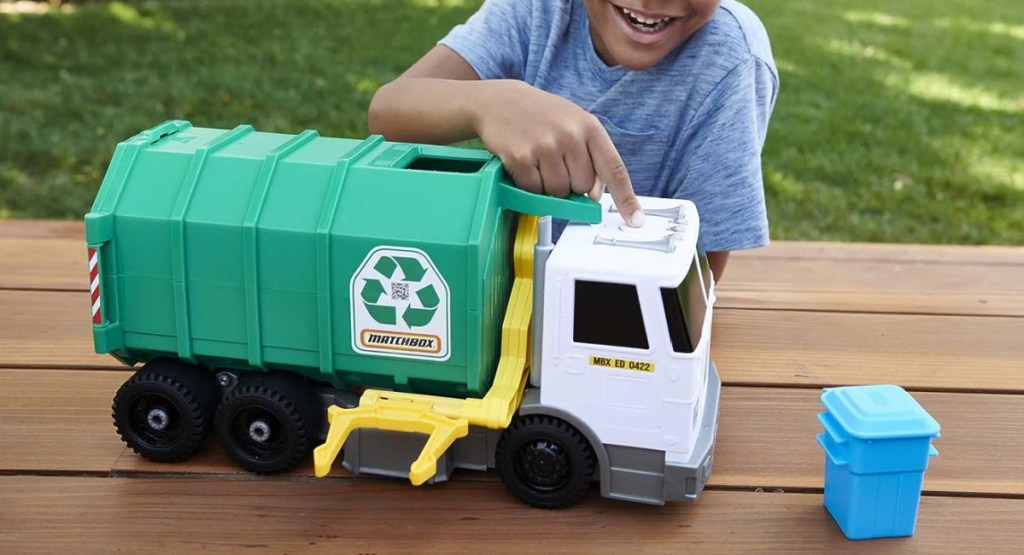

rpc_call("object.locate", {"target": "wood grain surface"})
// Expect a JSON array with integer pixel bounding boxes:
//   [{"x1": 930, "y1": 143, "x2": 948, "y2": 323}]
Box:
[
  {"x1": 4, "y1": 291, "x2": 1023, "y2": 391},
  {"x1": 4, "y1": 369, "x2": 1019, "y2": 497},
  {"x1": 2, "y1": 221, "x2": 1022, "y2": 553},
  {"x1": 0, "y1": 237, "x2": 88, "y2": 291},
  {"x1": 0, "y1": 290, "x2": 115, "y2": 369},
  {"x1": 6, "y1": 221, "x2": 1024, "y2": 317},
  {"x1": 1, "y1": 477, "x2": 1021, "y2": 554}
]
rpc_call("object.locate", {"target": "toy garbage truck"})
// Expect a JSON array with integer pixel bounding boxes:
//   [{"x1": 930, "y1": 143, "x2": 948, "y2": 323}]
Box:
[{"x1": 87, "y1": 121, "x2": 721, "y2": 508}]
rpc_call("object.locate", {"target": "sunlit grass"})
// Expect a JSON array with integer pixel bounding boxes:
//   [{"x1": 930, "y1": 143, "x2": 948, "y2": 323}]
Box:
[
  {"x1": 932, "y1": 17, "x2": 1024, "y2": 40},
  {"x1": 747, "y1": 0, "x2": 1024, "y2": 244},
  {"x1": 893, "y1": 71, "x2": 1022, "y2": 113},
  {"x1": 0, "y1": 1, "x2": 75, "y2": 16},
  {"x1": 1, "y1": 0, "x2": 1022, "y2": 245},
  {"x1": 843, "y1": 11, "x2": 910, "y2": 29},
  {"x1": 104, "y1": 1, "x2": 180, "y2": 34}
]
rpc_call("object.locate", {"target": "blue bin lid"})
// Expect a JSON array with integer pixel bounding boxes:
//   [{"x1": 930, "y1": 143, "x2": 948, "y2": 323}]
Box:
[{"x1": 821, "y1": 384, "x2": 940, "y2": 440}]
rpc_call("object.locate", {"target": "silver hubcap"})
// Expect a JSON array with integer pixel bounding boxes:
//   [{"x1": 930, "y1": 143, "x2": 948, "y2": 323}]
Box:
[
  {"x1": 248, "y1": 420, "x2": 271, "y2": 443},
  {"x1": 147, "y1": 408, "x2": 169, "y2": 431}
]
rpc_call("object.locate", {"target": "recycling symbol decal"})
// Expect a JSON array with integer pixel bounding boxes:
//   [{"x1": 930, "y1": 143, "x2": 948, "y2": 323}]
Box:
[
  {"x1": 350, "y1": 247, "x2": 450, "y2": 360},
  {"x1": 360, "y1": 255, "x2": 439, "y2": 327}
]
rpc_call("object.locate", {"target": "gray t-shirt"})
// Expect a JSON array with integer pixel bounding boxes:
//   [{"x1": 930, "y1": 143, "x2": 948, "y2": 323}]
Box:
[{"x1": 440, "y1": 0, "x2": 778, "y2": 251}]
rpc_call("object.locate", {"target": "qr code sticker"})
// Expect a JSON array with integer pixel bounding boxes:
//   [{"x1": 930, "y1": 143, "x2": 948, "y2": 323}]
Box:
[{"x1": 391, "y1": 282, "x2": 410, "y2": 301}]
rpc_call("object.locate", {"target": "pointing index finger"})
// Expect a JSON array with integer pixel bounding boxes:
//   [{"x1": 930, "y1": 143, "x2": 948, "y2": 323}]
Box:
[{"x1": 587, "y1": 125, "x2": 645, "y2": 228}]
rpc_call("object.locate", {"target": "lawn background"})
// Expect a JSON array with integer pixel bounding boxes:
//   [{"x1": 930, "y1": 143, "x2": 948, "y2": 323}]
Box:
[{"x1": 1, "y1": 0, "x2": 1021, "y2": 244}]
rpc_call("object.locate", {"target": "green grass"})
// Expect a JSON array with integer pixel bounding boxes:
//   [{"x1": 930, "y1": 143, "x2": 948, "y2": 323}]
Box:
[
  {"x1": 1, "y1": 0, "x2": 1022, "y2": 244},
  {"x1": 747, "y1": 0, "x2": 1024, "y2": 244}
]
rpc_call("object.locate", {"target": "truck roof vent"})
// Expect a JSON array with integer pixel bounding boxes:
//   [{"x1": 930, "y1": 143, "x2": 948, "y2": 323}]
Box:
[
  {"x1": 593, "y1": 234, "x2": 676, "y2": 253},
  {"x1": 609, "y1": 203, "x2": 685, "y2": 222}
]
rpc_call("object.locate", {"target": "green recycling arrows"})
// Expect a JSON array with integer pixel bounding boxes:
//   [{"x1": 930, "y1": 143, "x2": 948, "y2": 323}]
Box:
[
  {"x1": 361, "y1": 255, "x2": 439, "y2": 328},
  {"x1": 395, "y1": 257, "x2": 427, "y2": 282},
  {"x1": 402, "y1": 284, "x2": 440, "y2": 327},
  {"x1": 361, "y1": 278, "x2": 386, "y2": 303}
]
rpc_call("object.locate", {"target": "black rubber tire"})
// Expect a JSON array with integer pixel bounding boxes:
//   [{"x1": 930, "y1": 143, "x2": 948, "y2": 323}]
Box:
[
  {"x1": 112, "y1": 359, "x2": 219, "y2": 462},
  {"x1": 496, "y1": 415, "x2": 596, "y2": 509},
  {"x1": 215, "y1": 373, "x2": 323, "y2": 474}
]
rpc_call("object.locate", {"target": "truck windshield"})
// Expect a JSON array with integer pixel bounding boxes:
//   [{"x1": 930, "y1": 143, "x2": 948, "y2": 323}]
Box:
[{"x1": 661, "y1": 255, "x2": 708, "y2": 354}]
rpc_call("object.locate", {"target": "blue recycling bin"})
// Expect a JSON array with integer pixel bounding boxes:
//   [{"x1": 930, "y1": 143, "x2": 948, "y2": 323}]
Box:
[{"x1": 817, "y1": 385, "x2": 940, "y2": 540}]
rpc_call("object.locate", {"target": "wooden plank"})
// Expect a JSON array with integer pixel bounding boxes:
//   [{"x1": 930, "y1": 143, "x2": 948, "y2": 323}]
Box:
[
  {"x1": 0, "y1": 369, "x2": 126, "y2": 473},
  {"x1": 0, "y1": 291, "x2": 120, "y2": 369},
  {"x1": 0, "y1": 237, "x2": 88, "y2": 291},
  {"x1": 0, "y1": 219, "x2": 83, "y2": 239},
  {"x1": 0, "y1": 367, "x2": 511, "y2": 477},
  {"x1": 3, "y1": 219, "x2": 1018, "y2": 263},
  {"x1": 2, "y1": 368, "x2": 1020, "y2": 496},
  {"x1": 6, "y1": 236, "x2": 1022, "y2": 316},
  {"x1": 111, "y1": 384, "x2": 1024, "y2": 497},
  {"x1": 738, "y1": 240, "x2": 1024, "y2": 265},
  {"x1": 6, "y1": 221, "x2": 1024, "y2": 318},
  {"x1": 7, "y1": 289, "x2": 1022, "y2": 392},
  {"x1": 1, "y1": 476, "x2": 1021, "y2": 554},
  {"x1": 711, "y1": 309, "x2": 1024, "y2": 392},
  {"x1": 4, "y1": 219, "x2": 1023, "y2": 260},
  {"x1": 719, "y1": 241, "x2": 1024, "y2": 316},
  {"x1": 712, "y1": 388, "x2": 1024, "y2": 496},
  {"x1": 718, "y1": 257, "x2": 1024, "y2": 316}
]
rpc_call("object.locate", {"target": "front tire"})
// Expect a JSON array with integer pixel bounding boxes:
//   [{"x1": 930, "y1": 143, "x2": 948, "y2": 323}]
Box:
[
  {"x1": 112, "y1": 359, "x2": 219, "y2": 462},
  {"x1": 215, "y1": 373, "x2": 322, "y2": 474},
  {"x1": 496, "y1": 415, "x2": 596, "y2": 509}
]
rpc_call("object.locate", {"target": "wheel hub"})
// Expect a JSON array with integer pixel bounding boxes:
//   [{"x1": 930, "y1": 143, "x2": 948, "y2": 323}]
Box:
[
  {"x1": 146, "y1": 407, "x2": 170, "y2": 431},
  {"x1": 248, "y1": 420, "x2": 272, "y2": 443},
  {"x1": 518, "y1": 440, "x2": 569, "y2": 488}
]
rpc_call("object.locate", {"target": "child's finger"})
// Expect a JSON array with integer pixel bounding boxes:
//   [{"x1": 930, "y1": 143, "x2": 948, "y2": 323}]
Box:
[
  {"x1": 538, "y1": 151, "x2": 572, "y2": 198},
  {"x1": 565, "y1": 140, "x2": 596, "y2": 197},
  {"x1": 587, "y1": 129, "x2": 645, "y2": 228},
  {"x1": 588, "y1": 175, "x2": 604, "y2": 203},
  {"x1": 505, "y1": 158, "x2": 544, "y2": 195}
]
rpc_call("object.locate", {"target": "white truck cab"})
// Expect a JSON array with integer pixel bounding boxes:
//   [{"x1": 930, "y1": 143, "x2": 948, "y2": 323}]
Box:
[{"x1": 517, "y1": 196, "x2": 721, "y2": 506}]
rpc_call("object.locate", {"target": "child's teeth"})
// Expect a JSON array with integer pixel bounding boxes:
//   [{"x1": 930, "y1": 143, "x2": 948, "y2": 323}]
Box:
[{"x1": 623, "y1": 7, "x2": 669, "y2": 25}]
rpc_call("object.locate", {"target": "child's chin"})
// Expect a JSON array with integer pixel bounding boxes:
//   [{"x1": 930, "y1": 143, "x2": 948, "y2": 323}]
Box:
[{"x1": 607, "y1": 46, "x2": 672, "y2": 71}]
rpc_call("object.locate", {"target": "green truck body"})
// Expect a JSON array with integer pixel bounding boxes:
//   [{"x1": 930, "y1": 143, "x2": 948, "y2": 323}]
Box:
[{"x1": 86, "y1": 121, "x2": 595, "y2": 398}]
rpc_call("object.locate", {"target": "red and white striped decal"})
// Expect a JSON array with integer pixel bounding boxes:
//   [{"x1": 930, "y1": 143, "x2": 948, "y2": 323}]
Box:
[{"x1": 88, "y1": 248, "x2": 102, "y2": 324}]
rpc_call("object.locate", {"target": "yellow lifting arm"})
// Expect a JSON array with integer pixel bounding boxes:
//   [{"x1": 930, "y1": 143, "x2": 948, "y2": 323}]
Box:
[
  {"x1": 313, "y1": 214, "x2": 538, "y2": 483},
  {"x1": 313, "y1": 399, "x2": 469, "y2": 485}
]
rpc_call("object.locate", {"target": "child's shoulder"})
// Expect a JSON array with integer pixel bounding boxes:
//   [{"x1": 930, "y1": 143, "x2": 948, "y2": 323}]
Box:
[{"x1": 694, "y1": 0, "x2": 775, "y2": 71}]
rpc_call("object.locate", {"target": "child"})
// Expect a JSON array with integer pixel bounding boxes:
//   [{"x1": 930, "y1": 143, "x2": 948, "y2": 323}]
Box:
[{"x1": 368, "y1": 0, "x2": 778, "y2": 279}]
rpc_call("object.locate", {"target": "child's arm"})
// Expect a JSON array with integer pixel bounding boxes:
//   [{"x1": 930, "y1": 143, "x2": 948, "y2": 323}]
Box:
[
  {"x1": 707, "y1": 252, "x2": 729, "y2": 281},
  {"x1": 368, "y1": 46, "x2": 645, "y2": 228},
  {"x1": 677, "y1": 54, "x2": 778, "y2": 282},
  {"x1": 367, "y1": 45, "x2": 487, "y2": 146}
]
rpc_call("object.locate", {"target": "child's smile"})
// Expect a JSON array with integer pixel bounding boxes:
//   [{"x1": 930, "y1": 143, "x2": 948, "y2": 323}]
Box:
[
  {"x1": 612, "y1": 3, "x2": 684, "y2": 41},
  {"x1": 585, "y1": 0, "x2": 720, "y2": 69}
]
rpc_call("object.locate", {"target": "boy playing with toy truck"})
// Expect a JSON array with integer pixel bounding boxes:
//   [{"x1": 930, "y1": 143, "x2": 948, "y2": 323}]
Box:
[{"x1": 368, "y1": 0, "x2": 777, "y2": 279}]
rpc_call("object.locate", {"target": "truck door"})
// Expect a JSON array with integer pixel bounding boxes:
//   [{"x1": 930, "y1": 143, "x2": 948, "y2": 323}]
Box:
[{"x1": 543, "y1": 278, "x2": 664, "y2": 446}]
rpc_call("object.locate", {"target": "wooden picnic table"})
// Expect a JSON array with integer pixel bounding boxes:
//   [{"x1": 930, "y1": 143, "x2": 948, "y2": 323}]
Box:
[{"x1": 1, "y1": 219, "x2": 1022, "y2": 553}]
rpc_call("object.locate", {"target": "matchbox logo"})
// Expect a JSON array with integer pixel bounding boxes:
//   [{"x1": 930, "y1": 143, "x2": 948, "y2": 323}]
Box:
[{"x1": 350, "y1": 247, "x2": 450, "y2": 361}]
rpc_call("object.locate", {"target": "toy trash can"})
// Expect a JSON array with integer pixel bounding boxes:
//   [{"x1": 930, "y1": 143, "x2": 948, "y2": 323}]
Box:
[{"x1": 817, "y1": 385, "x2": 940, "y2": 540}]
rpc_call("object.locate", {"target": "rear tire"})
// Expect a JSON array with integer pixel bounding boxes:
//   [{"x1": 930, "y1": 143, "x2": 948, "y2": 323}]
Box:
[
  {"x1": 112, "y1": 359, "x2": 219, "y2": 462},
  {"x1": 215, "y1": 373, "x2": 322, "y2": 474},
  {"x1": 496, "y1": 415, "x2": 596, "y2": 509}
]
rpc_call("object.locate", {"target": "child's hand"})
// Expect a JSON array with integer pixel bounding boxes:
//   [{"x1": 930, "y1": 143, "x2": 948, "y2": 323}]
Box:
[{"x1": 475, "y1": 81, "x2": 645, "y2": 227}]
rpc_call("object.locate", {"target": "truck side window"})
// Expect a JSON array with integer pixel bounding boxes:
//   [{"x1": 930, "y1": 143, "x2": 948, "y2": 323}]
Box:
[
  {"x1": 662, "y1": 257, "x2": 707, "y2": 353},
  {"x1": 661, "y1": 288, "x2": 693, "y2": 353},
  {"x1": 573, "y1": 281, "x2": 649, "y2": 350}
]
